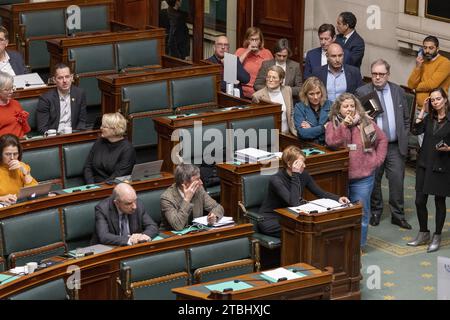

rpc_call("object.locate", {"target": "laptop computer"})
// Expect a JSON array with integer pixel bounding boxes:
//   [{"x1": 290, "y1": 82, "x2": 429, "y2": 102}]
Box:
[
  {"x1": 115, "y1": 160, "x2": 164, "y2": 182},
  {"x1": 17, "y1": 182, "x2": 54, "y2": 201}
]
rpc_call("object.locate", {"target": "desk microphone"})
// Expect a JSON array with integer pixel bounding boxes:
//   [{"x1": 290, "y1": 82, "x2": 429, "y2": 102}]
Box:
[
  {"x1": 326, "y1": 200, "x2": 359, "y2": 211},
  {"x1": 25, "y1": 83, "x2": 44, "y2": 87}
]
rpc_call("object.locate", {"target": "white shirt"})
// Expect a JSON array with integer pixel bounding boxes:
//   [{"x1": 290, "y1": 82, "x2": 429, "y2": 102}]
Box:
[
  {"x1": 343, "y1": 30, "x2": 355, "y2": 44},
  {"x1": 275, "y1": 61, "x2": 287, "y2": 85},
  {"x1": 57, "y1": 91, "x2": 72, "y2": 133},
  {"x1": 0, "y1": 52, "x2": 16, "y2": 76},
  {"x1": 321, "y1": 50, "x2": 327, "y2": 66},
  {"x1": 269, "y1": 88, "x2": 288, "y2": 133}
]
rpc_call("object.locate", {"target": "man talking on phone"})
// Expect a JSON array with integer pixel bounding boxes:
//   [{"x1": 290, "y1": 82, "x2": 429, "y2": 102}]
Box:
[{"x1": 160, "y1": 164, "x2": 224, "y2": 231}]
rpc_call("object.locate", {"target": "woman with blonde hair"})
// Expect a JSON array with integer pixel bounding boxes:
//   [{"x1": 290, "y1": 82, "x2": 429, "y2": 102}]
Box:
[
  {"x1": 294, "y1": 77, "x2": 331, "y2": 144},
  {"x1": 235, "y1": 27, "x2": 273, "y2": 98},
  {"x1": 257, "y1": 145, "x2": 349, "y2": 237},
  {"x1": 325, "y1": 93, "x2": 387, "y2": 247},
  {"x1": 252, "y1": 65, "x2": 296, "y2": 135},
  {"x1": 84, "y1": 113, "x2": 136, "y2": 184}
]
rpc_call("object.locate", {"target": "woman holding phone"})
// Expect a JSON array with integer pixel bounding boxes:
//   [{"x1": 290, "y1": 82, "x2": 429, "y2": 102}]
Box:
[{"x1": 407, "y1": 88, "x2": 450, "y2": 252}]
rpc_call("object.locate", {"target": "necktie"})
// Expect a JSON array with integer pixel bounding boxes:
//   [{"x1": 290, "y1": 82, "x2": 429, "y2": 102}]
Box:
[
  {"x1": 120, "y1": 214, "x2": 129, "y2": 237},
  {"x1": 342, "y1": 36, "x2": 347, "y2": 45},
  {"x1": 377, "y1": 89, "x2": 391, "y2": 141}
]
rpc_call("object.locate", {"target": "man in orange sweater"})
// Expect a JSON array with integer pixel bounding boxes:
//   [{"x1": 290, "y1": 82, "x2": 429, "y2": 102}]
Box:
[{"x1": 408, "y1": 36, "x2": 450, "y2": 111}]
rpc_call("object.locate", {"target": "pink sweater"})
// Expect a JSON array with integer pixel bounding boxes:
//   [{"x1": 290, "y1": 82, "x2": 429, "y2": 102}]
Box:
[{"x1": 325, "y1": 121, "x2": 388, "y2": 180}]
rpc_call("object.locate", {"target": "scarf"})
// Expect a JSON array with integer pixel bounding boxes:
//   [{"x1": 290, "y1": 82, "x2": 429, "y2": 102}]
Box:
[{"x1": 333, "y1": 113, "x2": 377, "y2": 152}]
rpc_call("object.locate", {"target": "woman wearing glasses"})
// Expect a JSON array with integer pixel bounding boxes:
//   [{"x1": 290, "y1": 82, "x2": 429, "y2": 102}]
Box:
[
  {"x1": 252, "y1": 65, "x2": 296, "y2": 135},
  {"x1": 0, "y1": 71, "x2": 30, "y2": 138},
  {"x1": 0, "y1": 134, "x2": 37, "y2": 204}
]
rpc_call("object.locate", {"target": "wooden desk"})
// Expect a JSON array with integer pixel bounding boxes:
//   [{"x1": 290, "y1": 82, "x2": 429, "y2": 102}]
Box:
[
  {"x1": 217, "y1": 142, "x2": 349, "y2": 222},
  {"x1": 275, "y1": 204, "x2": 362, "y2": 300},
  {"x1": 21, "y1": 129, "x2": 100, "y2": 151},
  {"x1": 172, "y1": 263, "x2": 333, "y2": 300},
  {"x1": 0, "y1": 224, "x2": 254, "y2": 299},
  {"x1": 154, "y1": 102, "x2": 281, "y2": 173}
]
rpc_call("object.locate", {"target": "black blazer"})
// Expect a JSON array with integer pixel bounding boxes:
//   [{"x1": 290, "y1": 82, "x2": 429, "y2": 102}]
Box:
[
  {"x1": 36, "y1": 85, "x2": 87, "y2": 134},
  {"x1": 312, "y1": 64, "x2": 363, "y2": 95},
  {"x1": 7, "y1": 50, "x2": 28, "y2": 75},
  {"x1": 91, "y1": 196, "x2": 159, "y2": 246},
  {"x1": 336, "y1": 31, "x2": 365, "y2": 69}
]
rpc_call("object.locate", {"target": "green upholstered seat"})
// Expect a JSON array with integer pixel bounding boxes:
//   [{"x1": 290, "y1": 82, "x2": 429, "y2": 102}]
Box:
[
  {"x1": 9, "y1": 278, "x2": 69, "y2": 300},
  {"x1": 170, "y1": 75, "x2": 216, "y2": 109},
  {"x1": 122, "y1": 81, "x2": 169, "y2": 114},
  {"x1": 0, "y1": 209, "x2": 66, "y2": 268},
  {"x1": 230, "y1": 116, "x2": 276, "y2": 151},
  {"x1": 188, "y1": 237, "x2": 255, "y2": 283},
  {"x1": 69, "y1": 44, "x2": 116, "y2": 74},
  {"x1": 22, "y1": 147, "x2": 61, "y2": 183},
  {"x1": 129, "y1": 117, "x2": 160, "y2": 148},
  {"x1": 119, "y1": 250, "x2": 189, "y2": 300},
  {"x1": 62, "y1": 141, "x2": 95, "y2": 188},
  {"x1": 240, "y1": 173, "x2": 281, "y2": 249},
  {"x1": 67, "y1": 5, "x2": 109, "y2": 35},
  {"x1": 19, "y1": 97, "x2": 39, "y2": 134},
  {"x1": 137, "y1": 188, "x2": 166, "y2": 226},
  {"x1": 62, "y1": 201, "x2": 97, "y2": 251},
  {"x1": 116, "y1": 39, "x2": 160, "y2": 71},
  {"x1": 78, "y1": 77, "x2": 102, "y2": 107}
]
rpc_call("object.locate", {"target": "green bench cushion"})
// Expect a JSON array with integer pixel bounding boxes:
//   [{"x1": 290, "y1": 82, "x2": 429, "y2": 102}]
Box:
[
  {"x1": 116, "y1": 39, "x2": 160, "y2": 71},
  {"x1": 9, "y1": 278, "x2": 68, "y2": 300},
  {"x1": 62, "y1": 201, "x2": 97, "y2": 251},
  {"x1": 22, "y1": 147, "x2": 61, "y2": 182},
  {"x1": 170, "y1": 76, "x2": 216, "y2": 109}
]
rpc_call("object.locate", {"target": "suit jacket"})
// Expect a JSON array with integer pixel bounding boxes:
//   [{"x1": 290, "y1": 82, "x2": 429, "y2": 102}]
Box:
[
  {"x1": 312, "y1": 64, "x2": 363, "y2": 96},
  {"x1": 7, "y1": 50, "x2": 28, "y2": 75},
  {"x1": 303, "y1": 47, "x2": 351, "y2": 79},
  {"x1": 207, "y1": 54, "x2": 250, "y2": 97},
  {"x1": 355, "y1": 82, "x2": 410, "y2": 156},
  {"x1": 160, "y1": 184, "x2": 224, "y2": 231},
  {"x1": 336, "y1": 31, "x2": 365, "y2": 69},
  {"x1": 252, "y1": 85, "x2": 297, "y2": 136},
  {"x1": 36, "y1": 85, "x2": 87, "y2": 134},
  {"x1": 92, "y1": 196, "x2": 159, "y2": 246},
  {"x1": 254, "y1": 59, "x2": 302, "y2": 98}
]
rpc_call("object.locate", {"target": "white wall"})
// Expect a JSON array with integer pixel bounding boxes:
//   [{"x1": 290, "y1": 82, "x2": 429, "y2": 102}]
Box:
[{"x1": 304, "y1": 0, "x2": 450, "y2": 86}]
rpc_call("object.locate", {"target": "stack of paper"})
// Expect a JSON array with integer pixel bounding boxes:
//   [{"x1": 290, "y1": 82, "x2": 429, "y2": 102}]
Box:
[
  {"x1": 289, "y1": 198, "x2": 343, "y2": 214},
  {"x1": 193, "y1": 216, "x2": 235, "y2": 227},
  {"x1": 235, "y1": 148, "x2": 276, "y2": 163},
  {"x1": 261, "y1": 268, "x2": 303, "y2": 283}
]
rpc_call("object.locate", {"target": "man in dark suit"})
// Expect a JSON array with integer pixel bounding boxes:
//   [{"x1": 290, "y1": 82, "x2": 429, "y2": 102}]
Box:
[
  {"x1": 92, "y1": 183, "x2": 159, "y2": 246},
  {"x1": 36, "y1": 63, "x2": 87, "y2": 134},
  {"x1": 355, "y1": 59, "x2": 411, "y2": 229},
  {"x1": 207, "y1": 35, "x2": 250, "y2": 98},
  {"x1": 312, "y1": 42, "x2": 363, "y2": 102},
  {"x1": 0, "y1": 26, "x2": 27, "y2": 76},
  {"x1": 254, "y1": 38, "x2": 302, "y2": 100},
  {"x1": 336, "y1": 12, "x2": 365, "y2": 69},
  {"x1": 304, "y1": 24, "x2": 351, "y2": 79}
]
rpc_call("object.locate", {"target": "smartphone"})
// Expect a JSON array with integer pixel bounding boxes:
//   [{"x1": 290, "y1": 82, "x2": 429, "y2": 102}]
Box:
[
  {"x1": 436, "y1": 140, "x2": 446, "y2": 149},
  {"x1": 418, "y1": 48, "x2": 424, "y2": 58}
]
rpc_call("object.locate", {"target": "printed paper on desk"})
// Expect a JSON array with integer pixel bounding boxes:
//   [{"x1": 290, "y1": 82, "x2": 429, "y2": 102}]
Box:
[
  {"x1": 289, "y1": 203, "x2": 327, "y2": 214},
  {"x1": 13, "y1": 73, "x2": 46, "y2": 89},
  {"x1": 193, "y1": 216, "x2": 234, "y2": 227},
  {"x1": 261, "y1": 268, "x2": 302, "y2": 282}
]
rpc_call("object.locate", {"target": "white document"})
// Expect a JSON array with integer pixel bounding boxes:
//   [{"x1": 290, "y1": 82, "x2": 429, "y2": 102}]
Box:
[
  {"x1": 310, "y1": 198, "x2": 342, "y2": 210},
  {"x1": 235, "y1": 148, "x2": 276, "y2": 162},
  {"x1": 223, "y1": 52, "x2": 237, "y2": 84},
  {"x1": 13, "y1": 73, "x2": 46, "y2": 90},
  {"x1": 193, "y1": 216, "x2": 234, "y2": 227},
  {"x1": 289, "y1": 203, "x2": 327, "y2": 214},
  {"x1": 9, "y1": 266, "x2": 27, "y2": 275},
  {"x1": 289, "y1": 198, "x2": 343, "y2": 214},
  {"x1": 261, "y1": 268, "x2": 302, "y2": 282}
]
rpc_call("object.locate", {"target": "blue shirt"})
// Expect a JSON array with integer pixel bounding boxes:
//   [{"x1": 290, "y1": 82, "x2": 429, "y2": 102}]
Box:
[
  {"x1": 327, "y1": 66, "x2": 347, "y2": 102},
  {"x1": 376, "y1": 84, "x2": 397, "y2": 142}
]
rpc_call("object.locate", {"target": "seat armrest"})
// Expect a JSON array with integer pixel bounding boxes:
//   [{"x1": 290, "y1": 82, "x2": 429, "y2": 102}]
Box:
[{"x1": 244, "y1": 210, "x2": 265, "y2": 223}]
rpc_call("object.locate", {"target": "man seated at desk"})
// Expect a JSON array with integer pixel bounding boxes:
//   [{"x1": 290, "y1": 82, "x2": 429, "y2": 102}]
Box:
[
  {"x1": 92, "y1": 183, "x2": 159, "y2": 246},
  {"x1": 0, "y1": 26, "x2": 28, "y2": 76},
  {"x1": 160, "y1": 163, "x2": 224, "y2": 231},
  {"x1": 36, "y1": 63, "x2": 87, "y2": 135}
]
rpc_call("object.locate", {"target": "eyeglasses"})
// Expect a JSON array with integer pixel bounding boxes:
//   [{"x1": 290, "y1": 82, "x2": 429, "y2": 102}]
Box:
[
  {"x1": 215, "y1": 43, "x2": 230, "y2": 48},
  {"x1": 266, "y1": 76, "x2": 280, "y2": 81},
  {"x1": 3, "y1": 152, "x2": 19, "y2": 158},
  {"x1": 0, "y1": 38, "x2": 7, "y2": 43},
  {"x1": 371, "y1": 72, "x2": 388, "y2": 78}
]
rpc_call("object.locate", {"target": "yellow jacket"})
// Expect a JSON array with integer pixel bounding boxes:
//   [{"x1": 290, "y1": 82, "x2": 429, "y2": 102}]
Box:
[{"x1": 0, "y1": 162, "x2": 38, "y2": 196}]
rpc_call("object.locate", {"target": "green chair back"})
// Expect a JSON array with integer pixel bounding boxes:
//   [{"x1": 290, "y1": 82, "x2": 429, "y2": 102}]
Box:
[
  {"x1": 62, "y1": 201, "x2": 97, "y2": 251},
  {"x1": 22, "y1": 147, "x2": 61, "y2": 182},
  {"x1": 62, "y1": 141, "x2": 95, "y2": 188},
  {"x1": 9, "y1": 279, "x2": 68, "y2": 300}
]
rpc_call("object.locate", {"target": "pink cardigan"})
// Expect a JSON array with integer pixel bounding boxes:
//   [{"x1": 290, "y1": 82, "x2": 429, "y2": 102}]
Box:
[{"x1": 325, "y1": 121, "x2": 388, "y2": 180}]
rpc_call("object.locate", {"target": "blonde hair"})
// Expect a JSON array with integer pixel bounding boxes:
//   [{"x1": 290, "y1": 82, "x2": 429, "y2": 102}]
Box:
[
  {"x1": 102, "y1": 112, "x2": 127, "y2": 136},
  {"x1": 282, "y1": 145, "x2": 305, "y2": 168},
  {"x1": 243, "y1": 27, "x2": 265, "y2": 49},
  {"x1": 299, "y1": 77, "x2": 327, "y2": 106},
  {"x1": 0, "y1": 71, "x2": 13, "y2": 91}
]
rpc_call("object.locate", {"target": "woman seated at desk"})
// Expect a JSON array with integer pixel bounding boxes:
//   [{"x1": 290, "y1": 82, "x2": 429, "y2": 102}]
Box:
[
  {"x1": 294, "y1": 77, "x2": 332, "y2": 144},
  {"x1": 252, "y1": 65, "x2": 297, "y2": 136},
  {"x1": 0, "y1": 71, "x2": 30, "y2": 138},
  {"x1": 84, "y1": 113, "x2": 136, "y2": 184},
  {"x1": 258, "y1": 145, "x2": 349, "y2": 237},
  {"x1": 0, "y1": 134, "x2": 37, "y2": 204}
]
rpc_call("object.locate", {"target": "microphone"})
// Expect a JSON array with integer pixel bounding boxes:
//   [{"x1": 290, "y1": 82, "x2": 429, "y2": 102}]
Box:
[
  {"x1": 325, "y1": 200, "x2": 359, "y2": 211},
  {"x1": 25, "y1": 83, "x2": 44, "y2": 87}
]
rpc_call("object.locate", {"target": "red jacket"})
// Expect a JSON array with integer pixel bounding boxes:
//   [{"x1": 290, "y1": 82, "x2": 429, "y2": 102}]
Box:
[{"x1": 0, "y1": 99, "x2": 30, "y2": 138}]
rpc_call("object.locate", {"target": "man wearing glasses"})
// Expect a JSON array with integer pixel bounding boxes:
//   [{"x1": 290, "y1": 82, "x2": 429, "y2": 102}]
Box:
[
  {"x1": 355, "y1": 59, "x2": 411, "y2": 229},
  {"x1": 207, "y1": 35, "x2": 249, "y2": 98},
  {"x1": 0, "y1": 26, "x2": 27, "y2": 76}
]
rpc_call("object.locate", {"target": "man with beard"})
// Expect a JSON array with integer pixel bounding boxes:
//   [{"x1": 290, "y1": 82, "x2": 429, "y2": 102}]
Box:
[{"x1": 408, "y1": 36, "x2": 450, "y2": 112}]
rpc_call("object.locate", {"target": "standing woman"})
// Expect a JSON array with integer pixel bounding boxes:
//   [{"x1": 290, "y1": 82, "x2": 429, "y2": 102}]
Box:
[
  {"x1": 325, "y1": 93, "x2": 387, "y2": 247},
  {"x1": 294, "y1": 77, "x2": 332, "y2": 144},
  {"x1": 407, "y1": 88, "x2": 450, "y2": 252},
  {"x1": 0, "y1": 134, "x2": 37, "y2": 204},
  {"x1": 84, "y1": 113, "x2": 136, "y2": 184},
  {"x1": 0, "y1": 71, "x2": 30, "y2": 138},
  {"x1": 252, "y1": 65, "x2": 296, "y2": 136},
  {"x1": 235, "y1": 27, "x2": 273, "y2": 99}
]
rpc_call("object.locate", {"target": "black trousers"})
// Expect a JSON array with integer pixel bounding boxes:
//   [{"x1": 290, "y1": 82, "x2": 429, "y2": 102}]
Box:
[
  {"x1": 415, "y1": 191, "x2": 447, "y2": 234},
  {"x1": 258, "y1": 217, "x2": 281, "y2": 238}
]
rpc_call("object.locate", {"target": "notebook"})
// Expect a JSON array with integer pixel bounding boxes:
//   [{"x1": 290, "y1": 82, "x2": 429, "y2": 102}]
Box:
[{"x1": 115, "y1": 160, "x2": 163, "y2": 182}]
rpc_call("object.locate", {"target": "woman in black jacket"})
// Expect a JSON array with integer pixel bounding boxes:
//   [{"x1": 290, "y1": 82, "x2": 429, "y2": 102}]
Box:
[
  {"x1": 257, "y1": 145, "x2": 349, "y2": 237},
  {"x1": 408, "y1": 88, "x2": 450, "y2": 252}
]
